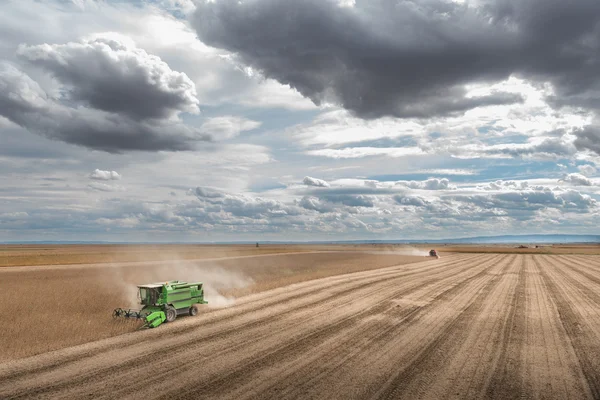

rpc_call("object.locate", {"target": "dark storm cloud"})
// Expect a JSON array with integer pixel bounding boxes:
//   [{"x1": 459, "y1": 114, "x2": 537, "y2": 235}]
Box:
[
  {"x1": 192, "y1": 0, "x2": 600, "y2": 119},
  {"x1": 0, "y1": 63, "x2": 210, "y2": 152},
  {"x1": 17, "y1": 38, "x2": 199, "y2": 120}
]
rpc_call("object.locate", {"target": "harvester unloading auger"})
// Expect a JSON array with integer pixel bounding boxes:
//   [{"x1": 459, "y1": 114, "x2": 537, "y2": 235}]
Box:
[{"x1": 113, "y1": 281, "x2": 207, "y2": 329}]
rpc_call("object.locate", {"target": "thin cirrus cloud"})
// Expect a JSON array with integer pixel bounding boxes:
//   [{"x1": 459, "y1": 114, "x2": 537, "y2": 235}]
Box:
[{"x1": 307, "y1": 147, "x2": 424, "y2": 159}]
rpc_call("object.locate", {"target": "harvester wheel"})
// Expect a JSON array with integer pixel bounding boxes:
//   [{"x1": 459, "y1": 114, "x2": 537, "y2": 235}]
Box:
[
  {"x1": 189, "y1": 305, "x2": 198, "y2": 316},
  {"x1": 165, "y1": 306, "x2": 177, "y2": 322}
]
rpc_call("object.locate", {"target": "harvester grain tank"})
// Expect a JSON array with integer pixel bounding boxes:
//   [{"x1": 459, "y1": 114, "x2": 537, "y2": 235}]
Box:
[{"x1": 113, "y1": 280, "x2": 207, "y2": 329}]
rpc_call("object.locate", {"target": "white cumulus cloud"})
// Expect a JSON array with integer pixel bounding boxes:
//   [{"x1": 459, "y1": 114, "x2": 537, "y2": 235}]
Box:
[
  {"x1": 578, "y1": 165, "x2": 597, "y2": 177},
  {"x1": 396, "y1": 178, "x2": 455, "y2": 190},
  {"x1": 89, "y1": 169, "x2": 121, "y2": 181},
  {"x1": 303, "y1": 176, "x2": 330, "y2": 187},
  {"x1": 562, "y1": 173, "x2": 593, "y2": 186}
]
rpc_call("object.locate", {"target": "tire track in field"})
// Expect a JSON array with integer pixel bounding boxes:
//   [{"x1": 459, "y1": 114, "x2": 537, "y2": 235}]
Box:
[
  {"x1": 542, "y1": 256, "x2": 600, "y2": 344},
  {"x1": 372, "y1": 254, "x2": 519, "y2": 400},
  {"x1": 4, "y1": 254, "x2": 600, "y2": 400},
  {"x1": 552, "y1": 255, "x2": 600, "y2": 294},
  {"x1": 171, "y1": 255, "x2": 505, "y2": 400},
  {"x1": 3, "y1": 270, "x2": 433, "y2": 399},
  {"x1": 483, "y1": 254, "x2": 527, "y2": 399},
  {"x1": 437, "y1": 255, "x2": 524, "y2": 400},
  {"x1": 534, "y1": 255, "x2": 600, "y2": 398},
  {"x1": 0, "y1": 255, "x2": 502, "y2": 398},
  {"x1": 103, "y1": 254, "x2": 498, "y2": 400},
  {"x1": 524, "y1": 255, "x2": 591, "y2": 399},
  {"x1": 0, "y1": 254, "x2": 481, "y2": 399},
  {"x1": 0, "y1": 254, "x2": 479, "y2": 385},
  {"x1": 317, "y1": 254, "x2": 513, "y2": 400},
  {"x1": 565, "y1": 255, "x2": 600, "y2": 274}
]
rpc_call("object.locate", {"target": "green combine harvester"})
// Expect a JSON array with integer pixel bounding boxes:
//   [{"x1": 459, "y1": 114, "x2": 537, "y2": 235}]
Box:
[{"x1": 113, "y1": 280, "x2": 208, "y2": 329}]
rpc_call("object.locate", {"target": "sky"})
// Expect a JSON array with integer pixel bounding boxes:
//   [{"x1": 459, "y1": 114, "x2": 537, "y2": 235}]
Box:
[{"x1": 1, "y1": 0, "x2": 600, "y2": 242}]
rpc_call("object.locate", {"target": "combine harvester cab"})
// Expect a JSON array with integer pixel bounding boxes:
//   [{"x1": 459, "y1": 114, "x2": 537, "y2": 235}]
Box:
[{"x1": 113, "y1": 281, "x2": 208, "y2": 329}]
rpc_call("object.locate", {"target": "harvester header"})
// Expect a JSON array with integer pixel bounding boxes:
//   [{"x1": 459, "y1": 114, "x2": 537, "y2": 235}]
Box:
[{"x1": 113, "y1": 280, "x2": 208, "y2": 329}]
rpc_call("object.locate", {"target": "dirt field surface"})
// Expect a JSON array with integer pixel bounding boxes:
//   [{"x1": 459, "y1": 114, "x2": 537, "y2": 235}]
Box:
[
  {"x1": 0, "y1": 249, "x2": 426, "y2": 360},
  {"x1": 0, "y1": 244, "x2": 337, "y2": 267},
  {"x1": 3, "y1": 253, "x2": 600, "y2": 399},
  {"x1": 2, "y1": 243, "x2": 598, "y2": 267},
  {"x1": 437, "y1": 243, "x2": 600, "y2": 255}
]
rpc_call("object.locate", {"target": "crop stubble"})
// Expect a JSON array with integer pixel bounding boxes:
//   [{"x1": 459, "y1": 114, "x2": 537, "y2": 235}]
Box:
[
  {"x1": 0, "y1": 250, "x2": 424, "y2": 360},
  {"x1": 2, "y1": 253, "x2": 600, "y2": 399}
]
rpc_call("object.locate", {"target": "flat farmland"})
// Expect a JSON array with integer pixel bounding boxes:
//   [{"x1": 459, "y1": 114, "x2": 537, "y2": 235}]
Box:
[
  {"x1": 3, "y1": 248, "x2": 600, "y2": 399},
  {"x1": 0, "y1": 245, "x2": 427, "y2": 360},
  {"x1": 0, "y1": 244, "x2": 357, "y2": 267}
]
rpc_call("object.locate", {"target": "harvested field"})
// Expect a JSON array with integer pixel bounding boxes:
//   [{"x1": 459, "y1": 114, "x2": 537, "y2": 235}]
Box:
[
  {"x1": 0, "y1": 244, "x2": 330, "y2": 267},
  {"x1": 3, "y1": 252, "x2": 600, "y2": 399},
  {"x1": 436, "y1": 244, "x2": 600, "y2": 255},
  {"x1": 0, "y1": 248, "x2": 426, "y2": 360},
  {"x1": 1, "y1": 243, "x2": 597, "y2": 267}
]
